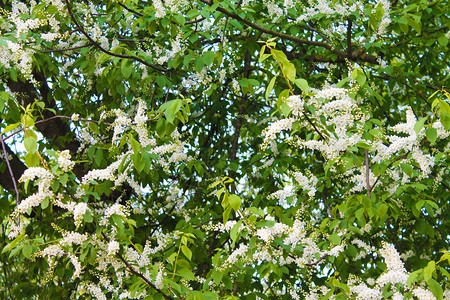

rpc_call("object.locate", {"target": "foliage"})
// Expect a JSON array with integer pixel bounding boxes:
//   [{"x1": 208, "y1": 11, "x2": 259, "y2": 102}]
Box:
[{"x1": 0, "y1": 0, "x2": 449, "y2": 299}]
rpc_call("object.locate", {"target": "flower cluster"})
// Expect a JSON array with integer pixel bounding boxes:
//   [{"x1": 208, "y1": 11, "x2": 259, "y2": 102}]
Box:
[
  {"x1": 73, "y1": 202, "x2": 91, "y2": 227},
  {"x1": 293, "y1": 171, "x2": 318, "y2": 198},
  {"x1": 57, "y1": 150, "x2": 75, "y2": 172},
  {"x1": 261, "y1": 118, "x2": 295, "y2": 149}
]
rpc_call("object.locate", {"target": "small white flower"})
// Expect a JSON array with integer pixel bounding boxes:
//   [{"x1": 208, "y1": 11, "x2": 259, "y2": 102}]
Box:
[
  {"x1": 71, "y1": 113, "x2": 80, "y2": 121},
  {"x1": 107, "y1": 240, "x2": 120, "y2": 256}
]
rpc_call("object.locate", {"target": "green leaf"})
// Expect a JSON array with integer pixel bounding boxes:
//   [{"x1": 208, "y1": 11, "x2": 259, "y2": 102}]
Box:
[
  {"x1": 84, "y1": 210, "x2": 93, "y2": 223},
  {"x1": 202, "y1": 51, "x2": 216, "y2": 66},
  {"x1": 294, "y1": 78, "x2": 309, "y2": 93},
  {"x1": 178, "y1": 267, "x2": 196, "y2": 281},
  {"x1": 400, "y1": 163, "x2": 413, "y2": 177},
  {"x1": 94, "y1": 149, "x2": 103, "y2": 167},
  {"x1": 282, "y1": 61, "x2": 296, "y2": 82},
  {"x1": 437, "y1": 36, "x2": 448, "y2": 46},
  {"x1": 24, "y1": 152, "x2": 40, "y2": 167},
  {"x1": 2, "y1": 233, "x2": 25, "y2": 254},
  {"x1": 259, "y1": 53, "x2": 271, "y2": 64},
  {"x1": 228, "y1": 194, "x2": 241, "y2": 211},
  {"x1": 1, "y1": 122, "x2": 20, "y2": 135},
  {"x1": 22, "y1": 244, "x2": 33, "y2": 259},
  {"x1": 24, "y1": 136, "x2": 37, "y2": 154},
  {"x1": 111, "y1": 214, "x2": 125, "y2": 230},
  {"x1": 212, "y1": 269, "x2": 223, "y2": 285},
  {"x1": 407, "y1": 269, "x2": 422, "y2": 287},
  {"x1": 423, "y1": 260, "x2": 435, "y2": 282},
  {"x1": 222, "y1": 206, "x2": 232, "y2": 223},
  {"x1": 271, "y1": 49, "x2": 288, "y2": 63},
  {"x1": 155, "y1": 117, "x2": 166, "y2": 137},
  {"x1": 428, "y1": 278, "x2": 443, "y2": 300},
  {"x1": 173, "y1": 14, "x2": 186, "y2": 25},
  {"x1": 41, "y1": 197, "x2": 49, "y2": 209},
  {"x1": 438, "y1": 100, "x2": 450, "y2": 130},
  {"x1": 329, "y1": 234, "x2": 341, "y2": 245},
  {"x1": 181, "y1": 245, "x2": 192, "y2": 260},
  {"x1": 121, "y1": 59, "x2": 133, "y2": 79},
  {"x1": 164, "y1": 99, "x2": 183, "y2": 124},
  {"x1": 414, "y1": 117, "x2": 427, "y2": 133},
  {"x1": 230, "y1": 220, "x2": 242, "y2": 242},
  {"x1": 406, "y1": 15, "x2": 421, "y2": 34},
  {"x1": 336, "y1": 77, "x2": 350, "y2": 88},
  {"x1": 265, "y1": 76, "x2": 277, "y2": 101},
  {"x1": 425, "y1": 127, "x2": 437, "y2": 143},
  {"x1": 351, "y1": 68, "x2": 366, "y2": 86},
  {"x1": 129, "y1": 134, "x2": 141, "y2": 154}
]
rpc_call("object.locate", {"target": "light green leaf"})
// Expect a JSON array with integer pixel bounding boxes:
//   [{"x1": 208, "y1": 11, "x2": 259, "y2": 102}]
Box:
[
  {"x1": 230, "y1": 220, "x2": 242, "y2": 242},
  {"x1": 414, "y1": 117, "x2": 427, "y2": 133},
  {"x1": 181, "y1": 245, "x2": 192, "y2": 260},
  {"x1": 2, "y1": 233, "x2": 25, "y2": 254},
  {"x1": 24, "y1": 136, "x2": 37, "y2": 154},
  {"x1": 271, "y1": 49, "x2": 288, "y2": 63},
  {"x1": 222, "y1": 206, "x2": 232, "y2": 223},
  {"x1": 121, "y1": 59, "x2": 133, "y2": 79},
  {"x1": 129, "y1": 134, "x2": 141, "y2": 154},
  {"x1": 228, "y1": 194, "x2": 241, "y2": 211},
  {"x1": 22, "y1": 244, "x2": 33, "y2": 259},
  {"x1": 329, "y1": 234, "x2": 341, "y2": 245},
  {"x1": 438, "y1": 100, "x2": 450, "y2": 130},
  {"x1": 265, "y1": 75, "x2": 277, "y2": 101},
  {"x1": 84, "y1": 210, "x2": 93, "y2": 223},
  {"x1": 41, "y1": 197, "x2": 49, "y2": 209},
  {"x1": 351, "y1": 68, "x2": 366, "y2": 86},
  {"x1": 282, "y1": 61, "x2": 296, "y2": 82},
  {"x1": 428, "y1": 278, "x2": 443, "y2": 300},
  {"x1": 423, "y1": 260, "x2": 435, "y2": 282},
  {"x1": 425, "y1": 127, "x2": 437, "y2": 143},
  {"x1": 294, "y1": 78, "x2": 309, "y2": 93},
  {"x1": 1, "y1": 122, "x2": 20, "y2": 135},
  {"x1": 400, "y1": 163, "x2": 413, "y2": 177},
  {"x1": 165, "y1": 99, "x2": 183, "y2": 124},
  {"x1": 202, "y1": 51, "x2": 216, "y2": 66}
]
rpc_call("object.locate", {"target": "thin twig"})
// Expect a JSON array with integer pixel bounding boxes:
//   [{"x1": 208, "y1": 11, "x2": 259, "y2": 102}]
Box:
[
  {"x1": 199, "y1": 0, "x2": 378, "y2": 64},
  {"x1": 305, "y1": 254, "x2": 330, "y2": 267},
  {"x1": 0, "y1": 134, "x2": 19, "y2": 206},
  {"x1": 101, "y1": 232, "x2": 173, "y2": 299},
  {"x1": 41, "y1": 43, "x2": 93, "y2": 53},
  {"x1": 365, "y1": 149, "x2": 370, "y2": 198},
  {"x1": 117, "y1": 1, "x2": 143, "y2": 17},
  {"x1": 302, "y1": 111, "x2": 326, "y2": 140},
  {"x1": 346, "y1": 18, "x2": 353, "y2": 57},
  {"x1": 63, "y1": 0, "x2": 168, "y2": 72},
  {"x1": 369, "y1": 152, "x2": 410, "y2": 193},
  {"x1": 186, "y1": 17, "x2": 206, "y2": 25},
  {"x1": 118, "y1": 1, "x2": 204, "y2": 24},
  {"x1": 2, "y1": 114, "x2": 160, "y2": 142}
]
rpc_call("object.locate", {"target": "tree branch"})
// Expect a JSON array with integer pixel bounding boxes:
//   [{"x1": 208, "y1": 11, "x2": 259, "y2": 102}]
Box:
[
  {"x1": 199, "y1": 0, "x2": 378, "y2": 64},
  {"x1": 64, "y1": 0, "x2": 168, "y2": 73},
  {"x1": 365, "y1": 149, "x2": 371, "y2": 198},
  {"x1": 346, "y1": 18, "x2": 353, "y2": 58},
  {"x1": 369, "y1": 152, "x2": 410, "y2": 193},
  {"x1": 8, "y1": 75, "x2": 80, "y2": 154},
  {"x1": 305, "y1": 254, "x2": 330, "y2": 267},
  {"x1": 101, "y1": 233, "x2": 173, "y2": 299},
  {"x1": 41, "y1": 43, "x2": 93, "y2": 53},
  {"x1": 0, "y1": 134, "x2": 20, "y2": 205},
  {"x1": 117, "y1": 1, "x2": 143, "y2": 17}
]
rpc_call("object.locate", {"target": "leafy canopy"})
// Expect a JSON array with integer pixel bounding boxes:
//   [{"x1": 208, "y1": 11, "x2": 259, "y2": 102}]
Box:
[{"x1": 0, "y1": 0, "x2": 448, "y2": 299}]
